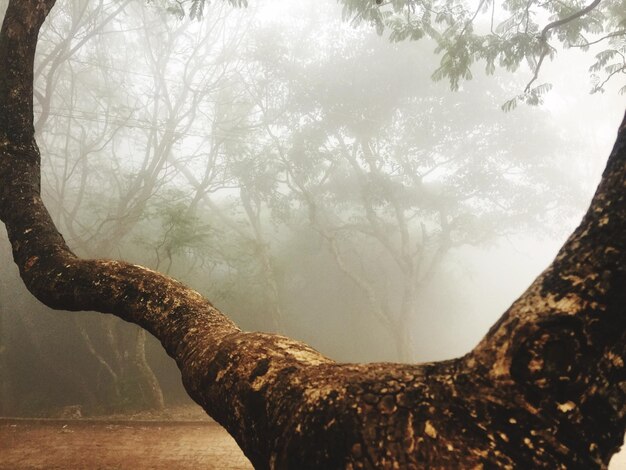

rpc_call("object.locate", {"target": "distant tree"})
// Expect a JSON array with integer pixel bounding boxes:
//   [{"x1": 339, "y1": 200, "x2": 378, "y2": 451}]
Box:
[
  {"x1": 229, "y1": 25, "x2": 582, "y2": 360},
  {"x1": 0, "y1": 0, "x2": 255, "y2": 412},
  {"x1": 0, "y1": 1, "x2": 624, "y2": 469}
]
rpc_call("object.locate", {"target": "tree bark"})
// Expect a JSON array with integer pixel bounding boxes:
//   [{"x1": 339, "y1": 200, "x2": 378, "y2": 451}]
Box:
[{"x1": 0, "y1": 1, "x2": 624, "y2": 468}]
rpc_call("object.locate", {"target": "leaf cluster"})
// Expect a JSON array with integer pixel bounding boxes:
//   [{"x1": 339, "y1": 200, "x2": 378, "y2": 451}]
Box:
[
  {"x1": 340, "y1": 0, "x2": 626, "y2": 102},
  {"x1": 149, "y1": 0, "x2": 248, "y2": 19}
]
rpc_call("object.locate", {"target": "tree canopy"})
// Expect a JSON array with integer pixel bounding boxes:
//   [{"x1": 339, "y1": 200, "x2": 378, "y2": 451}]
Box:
[
  {"x1": 340, "y1": 0, "x2": 626, "y2": 107},
  {"x1": 177, "y1": 0, "x2": 626, "y2": 108}
]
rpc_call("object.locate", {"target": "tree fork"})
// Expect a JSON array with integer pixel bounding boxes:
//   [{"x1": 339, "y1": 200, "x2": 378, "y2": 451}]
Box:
[{"x1": 0, "y1": 0, "x2": 624, "y2": 468}]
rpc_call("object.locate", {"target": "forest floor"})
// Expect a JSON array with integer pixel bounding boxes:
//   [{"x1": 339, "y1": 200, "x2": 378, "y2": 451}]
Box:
[
  {"x1": 2, "y1": 407, "x2": 626, "y2": 469},
  {"x1": 0, "y1": 406, "x2": 252, "y2": 469}
]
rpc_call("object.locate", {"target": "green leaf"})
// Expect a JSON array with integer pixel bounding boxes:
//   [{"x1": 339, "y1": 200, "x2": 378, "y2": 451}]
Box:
[{"x1": 501, "y1": 97, "x2": 518, "y2": 112}]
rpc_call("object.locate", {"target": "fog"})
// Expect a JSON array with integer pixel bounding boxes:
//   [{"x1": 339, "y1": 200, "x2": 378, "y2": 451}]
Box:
[{"x1": 0, "y1": 0, "x2": 624, "y2": 463}]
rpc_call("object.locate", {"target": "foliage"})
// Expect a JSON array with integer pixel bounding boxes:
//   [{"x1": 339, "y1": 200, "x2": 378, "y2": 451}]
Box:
[
  {"x1": 172, "y1": 0, "x2": 625, "y2": 104},
  {"x1": 153, "y1": 0, "x2": 248, "y2": 19},
  {"x1": 339, "y1": 0, "x2": 626, "y2": 104},
  {"x1": 1, "y1": 0, "x2": 599, "y2": 414}
]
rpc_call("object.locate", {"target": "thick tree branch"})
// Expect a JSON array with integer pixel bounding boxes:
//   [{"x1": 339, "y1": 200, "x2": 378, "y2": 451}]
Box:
[{"x1": 0, "y1": 1, "x2": 624, "y2": 468}]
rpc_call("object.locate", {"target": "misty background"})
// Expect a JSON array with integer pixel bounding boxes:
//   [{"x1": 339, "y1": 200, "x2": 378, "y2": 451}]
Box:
[{"x1": 0, "y1": 0, "x2": 623, "y2": 422}]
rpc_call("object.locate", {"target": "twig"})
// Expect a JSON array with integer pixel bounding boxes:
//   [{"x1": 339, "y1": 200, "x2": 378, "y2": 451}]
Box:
[
  {"x1": 525, "y1": 0, "x2": 603, "y2": 92},
  {"x1": 570, "y1": 30, "x2": 626, "y2": 48}
]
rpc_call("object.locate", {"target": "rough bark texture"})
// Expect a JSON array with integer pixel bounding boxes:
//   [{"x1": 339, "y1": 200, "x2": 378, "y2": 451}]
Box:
[{"x1": 0, "y1": 1, "x2": 624, "y2": 468}]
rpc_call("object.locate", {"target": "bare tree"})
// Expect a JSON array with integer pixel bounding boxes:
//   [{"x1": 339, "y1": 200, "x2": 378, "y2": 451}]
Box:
[{"x1": 14, "y1": 0, "x2": 254, "y2": 411}]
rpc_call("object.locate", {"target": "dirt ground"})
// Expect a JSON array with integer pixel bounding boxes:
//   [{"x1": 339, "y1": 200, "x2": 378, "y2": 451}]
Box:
[
  {"x1": 2, "y1": 417, "x2": 626, "y2": 469},
  {"x1": 0, "y1": 419, "x2": 252, "y2": 469}
]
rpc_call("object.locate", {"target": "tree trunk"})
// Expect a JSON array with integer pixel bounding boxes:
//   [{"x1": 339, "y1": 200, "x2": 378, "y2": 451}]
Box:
[
  {"x1": 134, "y1": 328, "x2": 165, "y2": 410},
  {"x1": 0, "y1": 1, "x2": 624, "y2": 468}
]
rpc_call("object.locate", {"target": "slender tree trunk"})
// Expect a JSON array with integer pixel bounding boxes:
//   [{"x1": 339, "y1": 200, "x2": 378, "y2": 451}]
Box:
[
  {"x1": 134, "y1": 328, "x2": 165, "y2": 410},
  {"x1": 0, "y1": 1, "x2": 624, "y2": 468},
  {"x1": 16, "y1": 302, "x2": 99, "y2": 410},
  {"x1": 394, "y1": 334, "x2": 412, "y2": 363},
  {"x1": 74, "y1": 317, "x2": 122, "y2": 401}
]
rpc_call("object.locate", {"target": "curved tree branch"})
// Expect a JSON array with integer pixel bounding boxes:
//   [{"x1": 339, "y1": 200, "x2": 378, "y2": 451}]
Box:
[
  {"x1": 0, "y1": 1, "x2": 624, "y2": 468},
  {"x1": 539, "y1": 0, "x2": 602, "y2": 41},
  {"x1": 525, "y1": 0, "x2": 603, "y2": 92},
  {"x1": 570, "y1": 30, "x2": 626, "y2": 48}
]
